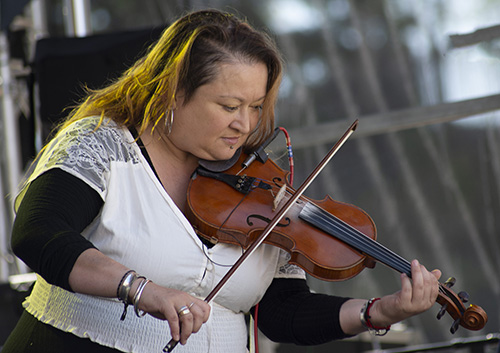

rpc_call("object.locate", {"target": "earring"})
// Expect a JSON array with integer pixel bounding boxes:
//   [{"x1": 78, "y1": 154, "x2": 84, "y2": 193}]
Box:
[{"x1": 165, "y1": 109, "x2": 174, "y2": 135}]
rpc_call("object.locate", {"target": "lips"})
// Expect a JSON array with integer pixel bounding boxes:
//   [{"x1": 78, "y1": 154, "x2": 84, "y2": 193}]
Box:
[{"x1": 223, "y1": 137, "x2": 240, "y2": 146}]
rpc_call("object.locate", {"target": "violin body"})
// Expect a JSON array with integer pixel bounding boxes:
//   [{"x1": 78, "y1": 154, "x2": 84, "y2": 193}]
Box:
[{"x1": 187, "y1": 153, "x2": 376, "y2": 281}]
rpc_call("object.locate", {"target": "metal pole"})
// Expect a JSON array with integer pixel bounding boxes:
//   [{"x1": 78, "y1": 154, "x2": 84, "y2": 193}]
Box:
[
  {"x1": 0, "y1": 32, "x2": 23, "y2": 281},
  {"x1": 72, "y1": 0, "x2": 92, "y2": 37},
  {"x1": 63, "y1": 0, "x2": 92, "y2": 37},
  {"x1": 29, "y1": 0, "x2": 49, "y2": 153},
  {"x1": 0, "y1": 157, "x2": 12, "y2": 282},
  {"x1": 30, "y1": 0, "x2": 49, "y2": 41},
  {"x1": 62, "y1": 0, "x2": 76, "y2": 36}
]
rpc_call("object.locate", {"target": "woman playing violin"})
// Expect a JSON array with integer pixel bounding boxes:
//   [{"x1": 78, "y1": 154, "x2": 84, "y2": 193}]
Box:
[{"x1": 2, "y1": 9, "x2": 441, "y2": 353}]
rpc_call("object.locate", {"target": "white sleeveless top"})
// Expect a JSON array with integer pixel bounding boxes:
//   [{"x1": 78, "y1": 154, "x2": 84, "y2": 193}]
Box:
[{"x1": 16, "y1": 117, "x2": 306, "y2": 353}]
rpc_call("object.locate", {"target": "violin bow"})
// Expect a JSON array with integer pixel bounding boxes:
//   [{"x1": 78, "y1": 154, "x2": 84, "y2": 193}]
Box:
[{"x1": 163, "y1": 120, "x2": 359, "y2": 352}]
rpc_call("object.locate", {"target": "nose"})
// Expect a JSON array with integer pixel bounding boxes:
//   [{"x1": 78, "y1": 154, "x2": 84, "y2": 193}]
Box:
[{"x1": 230, "y1": 109, "x2": 253, "y2": 134}]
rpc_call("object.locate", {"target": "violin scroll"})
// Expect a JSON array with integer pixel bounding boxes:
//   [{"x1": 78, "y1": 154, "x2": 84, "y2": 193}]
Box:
[
  {"x1": 436, "y1": 277, "x2": 487, "y2": 333},
  {"x1": 461, "y1": 305, "x2": 488, "y2": 331}
]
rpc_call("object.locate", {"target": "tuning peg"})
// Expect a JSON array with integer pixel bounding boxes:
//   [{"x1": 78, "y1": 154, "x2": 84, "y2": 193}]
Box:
[
  {"x1": 450, "y1": 317, "x2": 461, "y2": 334},
  {"x1": 437, "y1": 303, "x2": 448, "y2": 320},
  {"x1": 458, "y1": 291, "x2": 469, "y2": 303},
  {"x1": 444, "y1": 277, "x2": 456, "y2": 288}
]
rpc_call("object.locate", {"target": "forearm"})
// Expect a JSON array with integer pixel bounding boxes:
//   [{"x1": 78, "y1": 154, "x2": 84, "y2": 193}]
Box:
[
  {"x1": 339, "y1": 299, "x2": 367, "y2": 335},
  {"x1": 68, "y1": 248, "x2": 132, "y2": 298},
  {"x1": 255, "y1": 278, "x2": 351, "y2": 345}
]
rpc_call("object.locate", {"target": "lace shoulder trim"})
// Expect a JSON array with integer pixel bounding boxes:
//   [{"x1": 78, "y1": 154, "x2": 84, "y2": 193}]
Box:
[
  {"x1": 275, "y1": 249, "x2": 306, "y2": 279},
  {"x1": 24, "y1": 117, "x2": 140, "y2": 201}
]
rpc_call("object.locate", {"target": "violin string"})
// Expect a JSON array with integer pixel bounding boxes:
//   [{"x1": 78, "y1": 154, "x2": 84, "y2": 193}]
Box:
[
  {"x1": 323, "y1": 213, "x2": 411, "y2": 275},
  {"x1": 301, "y1": 203, "x2": 412, "y2": 276},
  {"x1": 330, "y1": 214, "x2": 410, "y2": 271},
  {"x1": 301, "y1": 203, "x2": 394, "y2": 264}
]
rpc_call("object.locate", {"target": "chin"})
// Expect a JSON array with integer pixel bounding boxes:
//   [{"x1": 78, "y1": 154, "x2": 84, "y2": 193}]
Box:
[
  {"x1": 217, "y1": 153, "x2": 235, "y2": 162},
  {"x1": 197, "y1": 152, "x2": 229, "y2": 162},
  {"x1": 217, "y1": 149, "x2": 239, "y2": 162},
  {"x1": 199, "y1": 144, "x2": 240, "y2": 162}
]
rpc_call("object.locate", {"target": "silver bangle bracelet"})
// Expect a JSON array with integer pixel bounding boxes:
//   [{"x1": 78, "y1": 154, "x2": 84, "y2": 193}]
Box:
[
  {"x1": 117, "y1": 270, "x2": 138, "y2": 304},
  {"x1": 133, "y1": 277, "x2": 151, "y2": 318},
  {"x1": 117, "y1": 270, "x2": 138, "y2": 321}
]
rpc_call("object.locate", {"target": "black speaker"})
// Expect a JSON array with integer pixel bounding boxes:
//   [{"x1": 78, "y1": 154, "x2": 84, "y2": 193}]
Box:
[{"x1": 32, "y1": 26, "x2": 165, "y2": 142}]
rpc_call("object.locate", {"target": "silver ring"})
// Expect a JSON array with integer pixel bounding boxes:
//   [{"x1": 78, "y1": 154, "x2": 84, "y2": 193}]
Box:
[{"x1": 177, "y1": 306, "x2": 191, "y2": 317}]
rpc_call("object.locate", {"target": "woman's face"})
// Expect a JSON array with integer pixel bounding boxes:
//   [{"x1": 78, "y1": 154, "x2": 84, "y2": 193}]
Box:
[{"x1": 167, "y1": 61, "x2": 268, "y2": 162}]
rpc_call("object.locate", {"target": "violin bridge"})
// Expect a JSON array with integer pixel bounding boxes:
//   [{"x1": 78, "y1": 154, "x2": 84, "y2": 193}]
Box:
[{"x1": 273, "y1": 184, "x2": 287, "y2": 211}]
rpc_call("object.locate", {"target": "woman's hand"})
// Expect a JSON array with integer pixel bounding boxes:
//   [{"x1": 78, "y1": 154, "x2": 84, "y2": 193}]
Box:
[
  {"x1": 340, "y1": 259, "x2": 441, "y2": 335},
  {"x1": 134, "y1": 282, "x2": 211, "y2": 345},
  {"x1": 69, "y1": 249, "x2": 211, "y2": 345},
  {"x1": 369, "y1": 259, "x2": 442, "y2": 327}
]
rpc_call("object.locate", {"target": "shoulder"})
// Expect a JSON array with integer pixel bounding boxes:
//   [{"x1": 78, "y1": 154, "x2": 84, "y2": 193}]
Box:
[
  {"x1": 57, "y1": 116, "x2": 125, "y2": 147},
  {"x1": 17, "y1": 117, "x2": 140, "y2": 205},
  {"x1": 50, "y1": 116, "x2": 139, "y2": 164}
]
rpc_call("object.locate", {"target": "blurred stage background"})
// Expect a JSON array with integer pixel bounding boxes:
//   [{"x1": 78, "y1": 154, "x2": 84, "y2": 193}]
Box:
[{"x1": 1, "y1": 1, "x2": 500, "y2": 352}]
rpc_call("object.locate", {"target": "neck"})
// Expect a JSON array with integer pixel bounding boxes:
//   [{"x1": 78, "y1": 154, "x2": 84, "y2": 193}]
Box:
[{"x1": 139, "y1": 126, "x2": 198, "y2": 211}]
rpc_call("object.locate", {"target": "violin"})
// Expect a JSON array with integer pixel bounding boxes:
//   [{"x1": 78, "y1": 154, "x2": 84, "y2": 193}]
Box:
[
  {"x1": 187, "y1": 149, "x2": 487, "y2": 332},
  {"x1": 164, "y1": 121, "x2": 487, "y2": 352}
]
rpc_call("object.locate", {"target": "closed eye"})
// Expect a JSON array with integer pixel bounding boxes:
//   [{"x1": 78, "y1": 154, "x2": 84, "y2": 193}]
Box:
[{"x1": 223, "y1": 105, "x2": 238, "y2": 112}]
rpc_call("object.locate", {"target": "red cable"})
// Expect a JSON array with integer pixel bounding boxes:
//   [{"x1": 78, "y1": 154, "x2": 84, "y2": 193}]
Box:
[
  {"x1": 279, "y1": 127, "x2": 294, "y2": 186},
  {"x1": 254, "y1": 303, "x2": 259, "y2": 353}
]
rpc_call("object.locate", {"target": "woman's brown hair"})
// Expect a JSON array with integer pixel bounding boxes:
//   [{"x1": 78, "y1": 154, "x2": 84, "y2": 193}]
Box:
[{"x1": 58, "y1": 9, "x2": 283, "y2": 151}]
